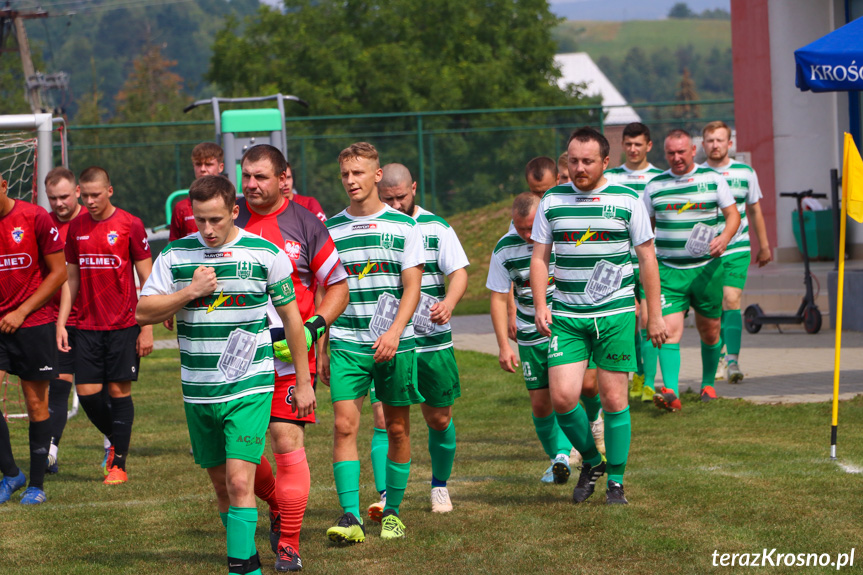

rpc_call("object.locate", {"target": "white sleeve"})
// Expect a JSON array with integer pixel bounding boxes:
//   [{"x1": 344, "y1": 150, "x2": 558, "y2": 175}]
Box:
[
  {"x1": 531, "y1": 200, "x2": 553, "y2": 245},
  {"x1": 402, "y1": 222, "x2": 425, "y2": 269},
  {"x1": 643, "y1": 185, "x2": 656, "y2": 217},
  {"x1": 267, "y1": 250, "x2": 295, "y2": 287},
  {"x1": 438, "y1": 225, "x2": 470, "y2": 276},
  {"x1": 140, "y1": 252, "x2": 175, "y2": 296},
  {"x1": 746, "y1": 170, "x2": 763, "y2": 204},
  {"x1": 716, "y1": 176, "x2": 736, "y2": 209},
  {"x1": 485, "y1": 250, "x2": 511, "y2": 293},
  {"x1": 628, "y1": 196, "x2": 655, "y2": 248}
]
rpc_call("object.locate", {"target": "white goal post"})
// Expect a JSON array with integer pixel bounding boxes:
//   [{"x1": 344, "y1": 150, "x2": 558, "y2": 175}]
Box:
[{"x1": 0, "y1": 113, "x2": 53, "y2": 210}]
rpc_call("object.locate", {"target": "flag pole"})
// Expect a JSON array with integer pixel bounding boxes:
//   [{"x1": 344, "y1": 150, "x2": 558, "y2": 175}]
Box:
[{"x1": 831, "y1": 134, "x2": 851, "y2": 459}]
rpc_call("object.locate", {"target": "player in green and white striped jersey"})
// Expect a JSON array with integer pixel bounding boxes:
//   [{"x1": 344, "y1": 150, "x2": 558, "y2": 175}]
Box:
[
  {"x1": 324, "y1": 143, "x2": 425, "y2": 544},
  {"x1": 604, "y1": 122, "x2": 665, "y2": 403},
  {"x1": 643, "y1": 129, "x2": 740, "y2": 411},
  {"x1": 377, "y1": 163, "x2": 469, "y2": 515},
  {"x1": 487, "y1": 192, "x2": 574, "y2": 484},
  {"x1": 702, "y1": 121, "x2": 772, "y2": 384},
  {"x1": 531, "y1": 128, "x2": 667, "y2": 505},
  {"x1": 137, "y1": 176, "x2": 312, "y2": 575}
]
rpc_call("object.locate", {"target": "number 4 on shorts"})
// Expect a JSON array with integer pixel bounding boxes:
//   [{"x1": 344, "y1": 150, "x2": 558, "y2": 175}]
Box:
[{"x1": 549, "y1": 336, "x2": 559, "y2": 352}]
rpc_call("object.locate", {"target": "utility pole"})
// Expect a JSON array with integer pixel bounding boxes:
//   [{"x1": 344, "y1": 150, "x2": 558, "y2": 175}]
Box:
[{"x1": 0, "y1": 7, "x2": 59, "y2": 114}]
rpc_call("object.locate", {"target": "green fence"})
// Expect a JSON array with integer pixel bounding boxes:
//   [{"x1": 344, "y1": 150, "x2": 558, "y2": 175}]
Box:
[{"x1": 64, "y1": 99, "x2": 733, "y2": 228}]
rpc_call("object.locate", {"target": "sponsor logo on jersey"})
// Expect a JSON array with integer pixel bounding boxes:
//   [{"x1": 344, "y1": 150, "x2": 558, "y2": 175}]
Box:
[
  {"x1": 284, "y1": 240, "x2": 301, "y2": 260},
  {"x1": 237, "y1": 261, "x2": 252, "y2": 279},
  {"x1": 352, "y1": 223, "x2": 377, "y2": 230},
  {"x1": 0, "y1": 253, "x2": 33, "y2": 270},
  {"x1": 561, "y1": 228, "x2": 613, "y2": 243},
  {"x1": 79, "y1": 254, "x2": 121, "y2": 269},
  {"x1": 107, "y1": 230, "x2": 119, "y2": 245},
  {"x1": 204, "y1": 251, "x2": 232, "y2": 259},
  {"x1": 192, "y1": 293, "x2": 247, "y2": 310},
  {"x1": 76, "y1": 235, "x2": 90, "y2": 240},
  {"x1": 573, "y1": 196, "x2": 601, "y2": 202},
  {"x1": 207, "y1": 290, "x2": 232, "y2": 313},
  {"x1": 381, "y1": 232, "x2": 394, "y2": 250},
  {"x1": 357, "y1": 258, "x2": 375, "y2": 280},
  {"x1": 11, "y1": 227, "x2": 24, "y2": 243},
  {"x1": 678, "y1": 201, "x2": 696, "y2": 214}
]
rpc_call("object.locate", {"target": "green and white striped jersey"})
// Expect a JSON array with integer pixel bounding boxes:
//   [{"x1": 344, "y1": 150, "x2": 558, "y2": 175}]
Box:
[
  {"x1": 604, "y1": 164, "x2": 663, "y2": 270},
  {"x1": 710, "y1": 160, "x2": 762, "y2": 258},
  {"x1": 486, "y1": 230, "x2": 555, "y2": 346},
  {"x1": 325, "y1": 205, "x2": 425, "y2": 355},
  {"x1": 532, "y1": 182, "x2": 653, "y2": 319},
  {"x1": 411, "y1": 206, "x2": 470, "y2": 353},
  {"x1": 644, "y1": 165, "x2": 736, "y2": 270},
  {"x1": 140, "y1": 229, "x2": 296, "y2": 404}
]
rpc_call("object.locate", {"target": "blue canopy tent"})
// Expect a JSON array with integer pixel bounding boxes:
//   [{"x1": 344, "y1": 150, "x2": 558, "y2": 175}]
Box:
[{"x1": 795, "y1": 16, "x2": 863, "y2": 93}]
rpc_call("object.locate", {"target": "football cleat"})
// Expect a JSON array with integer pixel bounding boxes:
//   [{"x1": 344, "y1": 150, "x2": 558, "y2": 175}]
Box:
[
  {"x1": 102, "y1": 446, "x2": 114, "y2": 477},
  {"x1": 701, "y1": 386, "x2": 718, "y2": 403},
  {"x1": 540, "y1": 463, "x2": 555, "y2": 484},
  {"x1": 103, "y1": 466, "x2": 128, "y2": 485},
  {"x1": 430, "y1": 486, "x2": 453, "y2": 513},
  {"x1": 326, "y1": 512, "x2": 365, "y2": 544},
  {"x1": 380, "y1": 509, "x2": 406, "y2": 540},
  {"x1": 653, "y1": 387, "x2": 682, "y2": 412},
  {"x1": 0, "y1": 471, "x2": 27, "y2": 504},
  {"x1": 275, "y1": 545, "x2": 302, "y2": 572},
  {"x1": 629, "y1": 374, "x2": 645, "y2": 399},
  {"x1": 641, "y1": 384, "x2": 655, "y2": 403},
  {"x1": 20, "y1": 486, "x2": 47, "y2": 505},
  {"x1": 269, "y1": 509, "x2": 281, "y2": 554},
  {"x1": 727, "y1": 360, "x2": 744, "y2": 384},
  {"x1": 368, "y1": 495, "x2": 386, "y2": 523},
  {"x1": 606, "y1": 481, "x2": 628, "y2": 505},
  {"x1": 551, "y1": 453, "x2": 571, "y2": 485},
  {"x1": 572, "y1": 458, "x2": 607, "y2": 504}
]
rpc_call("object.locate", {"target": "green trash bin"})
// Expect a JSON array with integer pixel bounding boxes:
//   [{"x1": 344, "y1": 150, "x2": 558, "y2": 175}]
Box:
[{"x1": 792, "y1": 209, "x2": 834, "y2": 260}]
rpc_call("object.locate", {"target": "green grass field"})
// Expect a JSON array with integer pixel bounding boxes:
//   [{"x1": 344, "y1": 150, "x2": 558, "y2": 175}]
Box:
[
  {"x1": 2, "y1": 347, "x2": 863, "y2": 574},
  {"x1": 553, "y1": 19, "x2": 731, "y2": 61}
]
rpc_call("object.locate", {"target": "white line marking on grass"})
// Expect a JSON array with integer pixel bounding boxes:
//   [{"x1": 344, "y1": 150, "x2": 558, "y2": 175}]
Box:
[{"x1": 836, "y1": 461, "x2": 863, "y2": 474}]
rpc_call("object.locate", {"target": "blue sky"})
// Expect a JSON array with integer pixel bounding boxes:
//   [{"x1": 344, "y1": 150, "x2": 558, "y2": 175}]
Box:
[{"x1": 549, "y1": 0, "x2": 730, "y2": 20}]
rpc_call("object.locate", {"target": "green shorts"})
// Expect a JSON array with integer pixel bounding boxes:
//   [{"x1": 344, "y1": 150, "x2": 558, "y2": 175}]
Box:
[
  {"x1": 518, "y1": 342, "x2": 550, "y2": 390},
  {"x1": 330, "y1": 349, "x2": 424, "y2": 407},
  {"x1": 417, "y1": 347, "x2": 461, "y2": 407},
  {"x1": 721, "y1": 250, "x2": 750, "y2": 290},
  {"x1": 659, "y1": 259, "x2": 723, "y2": 319},
  {"x1": 184, "y1": 392, "x2": 271, "y2": 469},
  {"x1": 547, "y1": 313, "x2": 636, "y2": 372}
]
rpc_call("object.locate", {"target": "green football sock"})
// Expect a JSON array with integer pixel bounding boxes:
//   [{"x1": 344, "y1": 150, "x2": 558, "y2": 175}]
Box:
[
  {"x1": 657, "y1": 343, "x2": 681, "y2": 395},
  {"x1": 556, "y1": 405, "x2": 601, "y2": 467},
  {"x1": 634, "y1": 328, "x2": 644, "y2": 376},
  {"x1": 642, "y1": 329, "x2": 659, "y2": 388},
  {"x1": 219, "y1": 511, "x2": 228, "y2": 529},
  {"x1": 227, "y1": 506, "x2": 260, "y2": 575},
  {"x1": 723, "y1": 309, "x2": 743, "y2": 356},
  {"x1": 370, "y1": 427, "x2": 388, "y2": 494},
  {"x1": 701, "y1": 340, "x2": 723, "y2": 389},
  {"x1": 384, "y1": 458, "x2": 411, "y2": 515},
  {"x1": 333, "y1": 460, "x2": 361, "y2": 518},
  {"x1": 580, "y1": 393, "x2": 602, "y2": 423},
  {"x1": 603, "y1": 406, "x2": 631, "y2": 485},
  {"x1": 532, "y1": 413, "x2": 571, "y2": 459},
  {"x1": 428, "y1": 420, "x2": 456, "y2": 485}
]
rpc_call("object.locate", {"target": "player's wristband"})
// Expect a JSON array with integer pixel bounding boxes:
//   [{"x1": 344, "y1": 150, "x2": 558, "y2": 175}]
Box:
[{"x1": 304, "y1": 315, "x2": 327, "y2": 344}]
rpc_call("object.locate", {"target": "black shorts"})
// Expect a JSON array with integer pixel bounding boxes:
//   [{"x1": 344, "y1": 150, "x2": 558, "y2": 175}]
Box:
[
  {"x1": 58, "y1": 326, "x2": 77, "y2": 375},
  {"x1": 75, "y1": 326, "x2": 141, "y2": 385},
  {"x1": 0, "y1": 323, "x2": 57, "y2": 380}
]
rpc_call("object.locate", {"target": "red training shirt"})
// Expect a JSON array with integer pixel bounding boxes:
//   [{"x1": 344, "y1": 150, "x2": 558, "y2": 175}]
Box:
[
  {"x1": 169, "y1": 197, "x2": 198, "y2": 242},
  {"x1": 65, "y1": 208, "x2": 151, "y2": 330},
  {"x1": 292, "y1": 192, "x2": 327, "y2": 223},
  {"x1": 0, "y1": 200, "x2": 65, "y2": 328},
  {"x1": 48, "y1": 208, "x2": 85, "y2": 327}
]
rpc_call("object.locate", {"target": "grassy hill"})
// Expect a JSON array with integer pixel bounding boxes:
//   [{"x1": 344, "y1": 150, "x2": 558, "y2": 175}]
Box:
[
  {"x1": 448, "y1": 199, "x2": 514, "y2": 315},
  {"x1": 553, "y1": 18, "x2": 731, "y2": 61}
]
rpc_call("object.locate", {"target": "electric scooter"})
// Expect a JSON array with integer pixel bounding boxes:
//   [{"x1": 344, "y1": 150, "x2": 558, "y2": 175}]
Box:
[{"x1": 743, "y1": 189, "x2": 827, "y2": 335}]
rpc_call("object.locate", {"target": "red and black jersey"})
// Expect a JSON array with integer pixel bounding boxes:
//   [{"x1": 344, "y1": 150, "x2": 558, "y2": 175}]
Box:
[
  {"x1": 48, "y1": 208, "x2": 85, "y2": 326},
  {"x1": 292, "y1": 193, "x2": 327, "y2": 223},
  {"x1": 169, "y1": 197, "x2": 198, "y2": 242},
  {"x1": 65, "y1": 208, "x2": 151, "y2": 330},
  {"x1": 0, "y1": 200, "x2": 65, "y2": 328},
  {"x1": 236, "y1": 197, "x2": 347, "y2": 375}
]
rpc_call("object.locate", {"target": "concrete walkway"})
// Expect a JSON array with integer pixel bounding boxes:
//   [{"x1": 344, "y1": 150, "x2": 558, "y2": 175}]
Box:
[{"x1": 450, "y1": 315, "x2": 863, "y2": 405}]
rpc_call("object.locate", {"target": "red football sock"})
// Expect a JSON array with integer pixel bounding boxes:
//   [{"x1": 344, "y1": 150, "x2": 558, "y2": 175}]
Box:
[
  {"x1": 275, "y1": 448, "x2": 310, "y2": 552},
  {"x1": 254, "y1": 455, "x2": 279, "y2": 511}
]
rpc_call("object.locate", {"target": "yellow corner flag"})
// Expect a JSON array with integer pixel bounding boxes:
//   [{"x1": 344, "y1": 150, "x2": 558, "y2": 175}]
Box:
[{"x1": 844, "y1": 133, "x2": 863, "y2": 223}]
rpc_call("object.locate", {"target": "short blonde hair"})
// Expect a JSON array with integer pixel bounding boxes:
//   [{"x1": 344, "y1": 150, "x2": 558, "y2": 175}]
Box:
[
  {"x1": 702, "y1": 121, "x2": 731, "y2": 140},
  {"x1": 338, "y1": 142, "x2": 379, "y2": 167}
]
